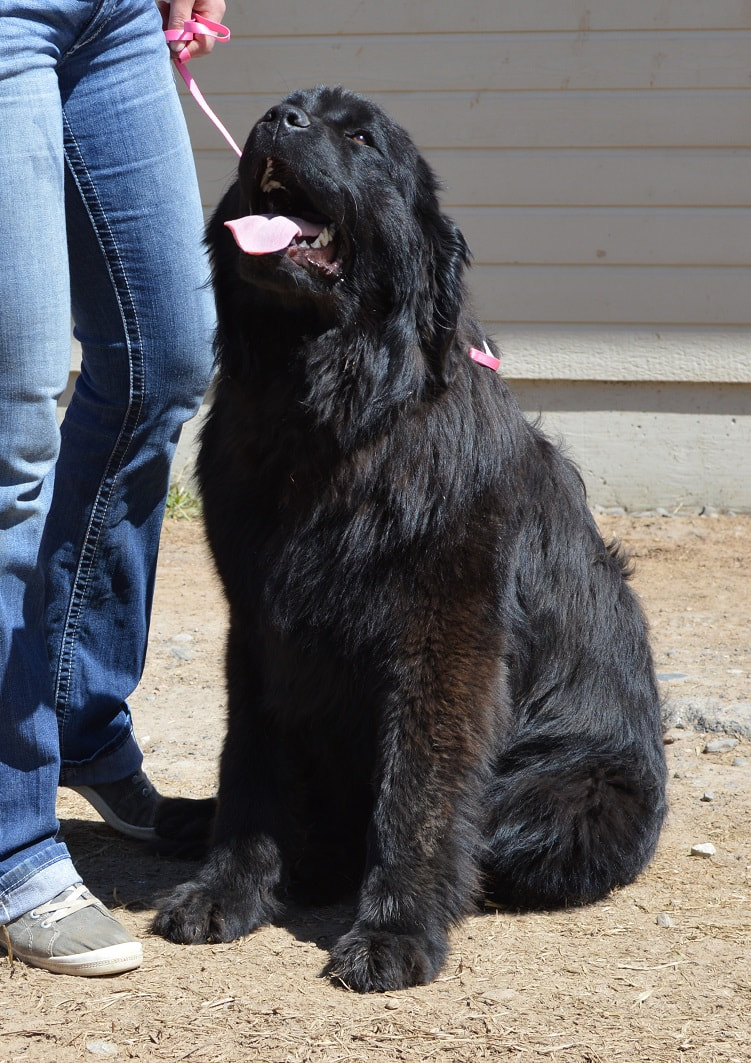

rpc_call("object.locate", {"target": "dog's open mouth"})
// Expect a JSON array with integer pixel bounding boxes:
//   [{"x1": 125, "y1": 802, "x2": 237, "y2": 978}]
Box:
[{"x1": 226, "y1": 158, "x2": 342, "y2": 278}]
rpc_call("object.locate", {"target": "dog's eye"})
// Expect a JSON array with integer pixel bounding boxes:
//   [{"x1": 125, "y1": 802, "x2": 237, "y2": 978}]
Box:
[{"x1": 347, "y1": 130, "x2": 372, "y2": 146}]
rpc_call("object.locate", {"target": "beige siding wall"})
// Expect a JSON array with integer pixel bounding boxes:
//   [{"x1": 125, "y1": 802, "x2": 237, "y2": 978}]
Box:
[{"x1": 170, "y1": 2, "x2": 751, "y2": 509}]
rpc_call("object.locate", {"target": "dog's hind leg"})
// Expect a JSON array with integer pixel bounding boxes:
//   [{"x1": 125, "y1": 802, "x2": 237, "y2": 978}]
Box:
[
  {"x1": 483, "y1": 728, "x2": 667, "y2": 910},
  {"x1": 486, "y1": 489, "x2": 668, "y2": 908}
]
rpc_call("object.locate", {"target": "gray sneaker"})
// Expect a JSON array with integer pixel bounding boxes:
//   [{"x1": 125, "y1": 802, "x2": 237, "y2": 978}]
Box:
[
  {"x1": 68, "y1": 768, "x2": 161, "y2": 840},
  {"x1": 1, "y1": 884, "x2": 142, "y2": 976}
]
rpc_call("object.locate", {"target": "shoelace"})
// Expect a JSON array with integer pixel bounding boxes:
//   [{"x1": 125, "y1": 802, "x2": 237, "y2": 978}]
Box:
[
  {"x1": 30, "y1": 884, "x2": 98, "y2": 926},
  {"x1": 164, "y1": 14, "x2": 242, "y2": 157},
  {"x1": 130, "y1": 769, "x2": 154, "y2": 796}
]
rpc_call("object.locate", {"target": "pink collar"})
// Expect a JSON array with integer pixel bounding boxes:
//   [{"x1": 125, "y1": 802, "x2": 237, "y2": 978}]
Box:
[
  {"x1": 468, "y1": 342, "x2": 501, "y2": 372},
  {"x1": 164, "y1": 15, "x2": 242, "y2": 158}
]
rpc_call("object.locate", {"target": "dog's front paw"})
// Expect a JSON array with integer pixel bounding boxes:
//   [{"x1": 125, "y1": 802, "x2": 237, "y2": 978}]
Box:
[
  {"x1": 152, "y1": 880, "x2": 268, "y2": 945},
  {"x1": 327, "y1": 926, "x2": 447, "y2": 992}
]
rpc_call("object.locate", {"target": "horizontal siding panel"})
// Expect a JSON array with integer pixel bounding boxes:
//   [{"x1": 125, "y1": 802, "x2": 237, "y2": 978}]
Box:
[
  {"x1": 194, "y1": 34, "x2": 751, "y2": 93},
  {"x1": 193, "y1": 187, "x2": 751, "y2": 267},
  {"x1": 227, "y1": 0, "x2": 751, "y2": 34},
  {"x1": 70, "y1": 327, "x2": 751, "y2": 385},
  {"x1": 425, "y1": 148, "x2": 751, "y2": 207},
  {"x1": 180, "y1": 90, "x2": 751, "y2": 150},
  {"x1": 482, "y1": 325, "x2": 751, "y2": 382},
  {"x1": 468, "y1": 265, "x2": 751, "y2": 324},
  {"x1": 192, "y1": 147, "x2": 751, "y2": 210},
  {"x1": 452, "y1": 207, "x2": 751, "y2": 265},
  {"x1": 193, "y1": 152, "x2": 241, "y2": 205}
]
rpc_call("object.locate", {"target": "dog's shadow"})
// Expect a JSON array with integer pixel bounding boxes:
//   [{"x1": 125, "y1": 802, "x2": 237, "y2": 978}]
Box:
[{"x1": 58, "y1": 815, "x2": 357, "y2": 953}]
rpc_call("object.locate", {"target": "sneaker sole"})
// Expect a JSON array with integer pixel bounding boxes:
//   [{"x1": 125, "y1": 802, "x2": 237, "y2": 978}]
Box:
[
  {"x1": 3, "y1": 939, "x2": 143, "y2": 977},
  {"x1": 68, "y1": 785, "x2": 156, "y2": 840}
]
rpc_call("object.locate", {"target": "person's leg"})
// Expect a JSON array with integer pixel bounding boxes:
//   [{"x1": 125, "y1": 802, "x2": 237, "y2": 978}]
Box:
[
  {"x1": 0, "y1": 0, "x2": 84, "y2": 928},
  {"x1": 0, "y1": 1, "x2": 140, "y2": 974},
  {"x1": 45, "y1": 0, "x2": 214, "y2": 795},
  {"x1": 1, "y1": 0, "x2": 213, "y2": 972}
]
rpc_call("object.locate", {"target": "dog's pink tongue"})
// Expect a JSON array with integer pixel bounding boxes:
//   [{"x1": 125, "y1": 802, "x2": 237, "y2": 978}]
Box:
[{"x1": 225, "y1": 214, "x2": 323, "y2": 255}]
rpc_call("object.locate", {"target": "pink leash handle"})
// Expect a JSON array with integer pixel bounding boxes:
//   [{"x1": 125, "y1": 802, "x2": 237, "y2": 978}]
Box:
[{"x1": 164, "y1": 14, "x2": 242, "y2": 158}]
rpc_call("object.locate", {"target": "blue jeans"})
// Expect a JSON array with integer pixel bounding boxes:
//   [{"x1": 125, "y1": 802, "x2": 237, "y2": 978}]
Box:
[{"x1": 0, "y1": 0, "x2": 215, "y2": 922}]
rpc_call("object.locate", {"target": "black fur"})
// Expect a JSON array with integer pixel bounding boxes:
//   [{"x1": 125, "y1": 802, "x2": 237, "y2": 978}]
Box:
[{"x1": 153, "y1": 86, "x2": 667, "y2": 991}]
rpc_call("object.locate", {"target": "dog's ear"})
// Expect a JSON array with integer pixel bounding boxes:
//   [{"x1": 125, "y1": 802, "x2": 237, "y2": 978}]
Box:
[{"x1": 417, "y1": 208, "x2": 472, "y2": 387}]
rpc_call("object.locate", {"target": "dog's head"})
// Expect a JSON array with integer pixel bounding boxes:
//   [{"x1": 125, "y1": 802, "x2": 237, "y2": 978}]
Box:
[{"x1": 216, "y1": 86, "x2": 472, "y2": 381}]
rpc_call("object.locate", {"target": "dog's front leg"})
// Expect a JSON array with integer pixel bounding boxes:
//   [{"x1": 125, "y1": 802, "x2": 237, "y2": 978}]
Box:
[
  {"x1": 153, "y1": 633, "x2": 284, "y2": 945},
  {"x1": 152, "y1": 750, "x2": 284, "y2": 944},
  {"x1": 328, "y1": 650, "x2": 498, "y2": 991}
]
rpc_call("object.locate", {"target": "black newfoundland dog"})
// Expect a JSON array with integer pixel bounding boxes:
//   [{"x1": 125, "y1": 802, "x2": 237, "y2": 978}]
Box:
[{"x1": 154, "y1": 86, "x2": 667, "y2": 992}]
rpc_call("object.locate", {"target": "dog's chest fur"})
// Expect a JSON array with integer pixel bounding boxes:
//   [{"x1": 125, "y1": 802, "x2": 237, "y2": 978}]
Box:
[{"x1": 200, "y1": 360, "x2": 508, "y2": 649}]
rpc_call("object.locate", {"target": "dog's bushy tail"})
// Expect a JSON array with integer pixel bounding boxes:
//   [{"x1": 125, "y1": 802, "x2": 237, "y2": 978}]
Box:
[{"x1": 483, "y1": 730, "x2": 667, "y2": 910}]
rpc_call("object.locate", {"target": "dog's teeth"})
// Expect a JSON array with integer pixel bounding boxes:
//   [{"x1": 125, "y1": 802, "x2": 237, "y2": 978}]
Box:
[
  {"x1": 260, "y1": 160, "x2": 287, "y2": 194},
  {"x1": 311, "y1": 226, "x2": 333, "y2": 249}
]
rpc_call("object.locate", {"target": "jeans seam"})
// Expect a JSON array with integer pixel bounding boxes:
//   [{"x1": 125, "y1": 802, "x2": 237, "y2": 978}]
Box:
[
  {"x1": 54, "y1": 116, "x2": 146, "y2": 739},
  {"x1": 61, "y1": 0, "x2": 117, "y2": 61}
]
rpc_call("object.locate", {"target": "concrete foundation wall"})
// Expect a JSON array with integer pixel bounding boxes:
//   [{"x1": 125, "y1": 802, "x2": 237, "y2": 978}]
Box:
[{"x1": 511, "y1": 380, "x2": 750, "y2": 513}]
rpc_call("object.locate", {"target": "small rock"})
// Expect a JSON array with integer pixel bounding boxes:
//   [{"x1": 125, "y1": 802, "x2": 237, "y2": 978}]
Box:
[
  {"x1": 703, "y1": 738, "x2": 739, "y2": 754},
  {"x1": 690, "y1": 842, "x2": 716, "y2": 858},
  {"x1": 86, "y1": 1044, "x2": 118, "y2": 1059},
  {"x1": 663, "y1": 728, "x2": 685, "y2": 744},
  {"x1": 656, "y1": 912, "x2": 674, "y2": 928},
  {"x1": 384, "y1": 998, "x2": 400, "y2": 1010},
  {"x1": 481, "y1": 988, "x2": 517, "y2": 1004},
  {"x1": 700, "y1": 791, "x2": 715, "y2": 802},
  {"x1": 732, "y1": 757, "x2": 748, "y2": 767},
  {"x1": 169, "y1": 645, "x2": 193, "y2": 661}
]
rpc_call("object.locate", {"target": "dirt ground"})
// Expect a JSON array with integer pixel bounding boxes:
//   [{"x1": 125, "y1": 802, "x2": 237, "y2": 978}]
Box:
[{"x1": 2, "y1": 513, "x2": 750, "y2": 1063}]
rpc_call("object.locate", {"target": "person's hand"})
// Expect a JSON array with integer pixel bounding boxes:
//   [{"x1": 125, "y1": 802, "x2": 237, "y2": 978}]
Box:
[{"x1": 158, "y1": 0, "x2": 228, "y2": 60}]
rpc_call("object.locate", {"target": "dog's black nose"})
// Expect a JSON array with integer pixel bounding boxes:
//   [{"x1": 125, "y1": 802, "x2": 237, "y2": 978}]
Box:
[{"x1": 262, "y1": 104, "x2": 311, "y2": 131}]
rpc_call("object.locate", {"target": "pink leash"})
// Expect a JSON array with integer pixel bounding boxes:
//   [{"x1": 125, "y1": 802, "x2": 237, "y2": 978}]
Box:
[{"x1": 164, "y1": 14, "x2": 243, "y2": 158}]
